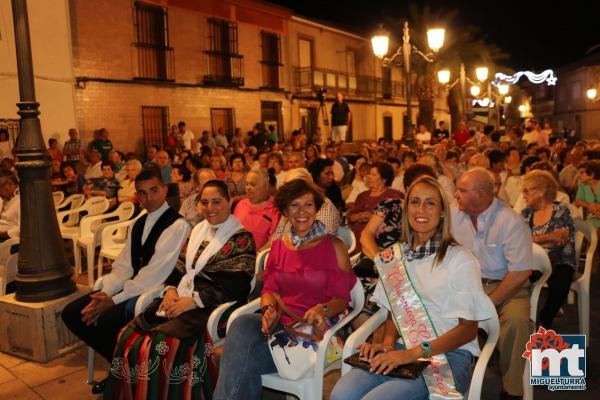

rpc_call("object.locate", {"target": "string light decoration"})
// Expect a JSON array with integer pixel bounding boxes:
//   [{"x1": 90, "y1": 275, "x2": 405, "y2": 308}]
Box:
[{"x1": 493, "y1": 70, "x2": 557, "y2": 86}]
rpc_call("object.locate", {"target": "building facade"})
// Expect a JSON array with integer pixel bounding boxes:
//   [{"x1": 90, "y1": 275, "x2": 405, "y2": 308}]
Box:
[{"x1": 2, "y1": 0, "x2": 451, "y2": 156}]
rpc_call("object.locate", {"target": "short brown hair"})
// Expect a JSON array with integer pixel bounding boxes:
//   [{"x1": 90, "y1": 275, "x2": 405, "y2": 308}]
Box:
[
  {"x1": 274, "y1": 179, "x2": 324, "y2": 214},
  {"x1": 578, "y1": 160, "x2": 600, "y2": 180}
]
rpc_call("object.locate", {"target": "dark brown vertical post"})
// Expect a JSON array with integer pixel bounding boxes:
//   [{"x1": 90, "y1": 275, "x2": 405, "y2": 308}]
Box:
[{"x1": 11, "y1": 0, "x2": 76, "y2": 302}]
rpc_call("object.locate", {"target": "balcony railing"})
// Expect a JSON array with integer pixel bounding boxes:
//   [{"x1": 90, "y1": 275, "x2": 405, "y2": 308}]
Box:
[
  {"x1": 203, "y1": 51, "x2": 244, "y2": 87},
  {"x1": 134, "y1": 44, "x2": 175, "y2": 81},
  {"x1": 295, "y1": 67, "x2": 406, "y2": 99}
]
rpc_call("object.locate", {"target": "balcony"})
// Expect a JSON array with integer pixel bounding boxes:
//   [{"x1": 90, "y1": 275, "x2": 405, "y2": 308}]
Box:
[
  {"x1": 134, "y1": 44, "x2": 175, "y2": 82},
  {"x1": 203, "y1": 51, "x2": 245, "y2": 87},
  {"x1": 294, "y1": 67, "x2": 406, "y2": 100}
]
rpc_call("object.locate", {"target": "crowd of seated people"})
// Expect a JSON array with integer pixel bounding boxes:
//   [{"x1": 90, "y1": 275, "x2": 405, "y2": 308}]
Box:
[{"x1": 49, "y1": 119, "x2": 600, "y2": 399}]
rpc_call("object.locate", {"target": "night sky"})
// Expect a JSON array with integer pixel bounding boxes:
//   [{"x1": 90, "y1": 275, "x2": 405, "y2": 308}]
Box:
[{"x1": 268, "y1": 0, "x2": 599, "y2": 71}]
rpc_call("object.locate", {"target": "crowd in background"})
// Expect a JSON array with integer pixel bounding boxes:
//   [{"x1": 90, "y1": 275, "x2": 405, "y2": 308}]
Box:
[{"x1": 3, "y1": 116, "x2": 598, "y2": 400}]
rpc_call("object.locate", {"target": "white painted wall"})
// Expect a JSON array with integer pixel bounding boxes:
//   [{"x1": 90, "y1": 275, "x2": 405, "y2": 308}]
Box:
[{"x1": 0, "y1": 0, "x2": 76, "y2": 144}]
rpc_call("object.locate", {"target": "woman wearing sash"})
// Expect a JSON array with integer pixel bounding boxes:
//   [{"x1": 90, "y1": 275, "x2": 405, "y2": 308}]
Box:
[
  {"x1": 213, "y1": 179, "x2": 356, "y2": 400},
  {"x1": 104, "y1": 180, "x2": 256, "y2": 400},
  {"x1": 332, "y1": 176, "x2": 494, "y2": 400}
]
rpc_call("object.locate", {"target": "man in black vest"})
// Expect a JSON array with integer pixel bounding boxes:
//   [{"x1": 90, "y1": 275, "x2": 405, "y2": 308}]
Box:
[{"x1": 61, "y1": 170, "x2": 190, "y2": 393}]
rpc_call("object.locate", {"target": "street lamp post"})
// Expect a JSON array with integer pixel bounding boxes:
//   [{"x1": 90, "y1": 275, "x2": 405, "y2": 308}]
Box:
[
  {"x1": 438, "y1": 64, "x2": 510, "y2": 127},
  {"x1": 11, "y1": 0, "x2": 76, "y2": 302},
  {"x1": 372, "y1": 22, "x2": 444, "y2": 147}
]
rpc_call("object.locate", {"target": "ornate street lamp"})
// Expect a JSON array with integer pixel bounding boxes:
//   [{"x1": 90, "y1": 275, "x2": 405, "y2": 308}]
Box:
[
  {"x1": 371, "y1": 22, "x2": 445, "y2": 147},
  {"x1": 11, "y1": 0, "x2": 76, "y2": 302}
]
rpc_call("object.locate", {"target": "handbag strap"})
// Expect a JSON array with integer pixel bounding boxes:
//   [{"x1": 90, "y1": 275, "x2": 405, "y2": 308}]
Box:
[{"x1": 272, "y1": 295, "x2": 324, "y2": 342}]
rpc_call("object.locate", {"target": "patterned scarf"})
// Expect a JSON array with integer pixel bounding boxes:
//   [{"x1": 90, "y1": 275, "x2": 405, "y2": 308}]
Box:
[
  {"x1": 290, "y1": 220, "x2": 327, "y2": 247},
  {"x1": 402, "y1": 230, "x2": 442, "y2": 262}
]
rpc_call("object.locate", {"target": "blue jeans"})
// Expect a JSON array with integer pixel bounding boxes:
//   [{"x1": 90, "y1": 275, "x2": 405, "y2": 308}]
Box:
[
  {"x1": 213, "y1": 313, "x2": 277, "y2": 400},
  {"x1": 330, "y1": 345, "x2": 474, "y2": 400}
]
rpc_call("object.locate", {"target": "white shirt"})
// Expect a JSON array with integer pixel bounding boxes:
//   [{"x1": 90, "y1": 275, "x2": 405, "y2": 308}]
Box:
[
  {"x1": 0, "y1": 191, "x2": 20, "y2": 238},
  {"x1": 332, "y1": 160, "x2": 344, "y2": 182},
  {"x1": 101, "y1": 202, "x2": 191, "y2": 304},
  {"x1": 415, "y1": 131, "x2": 432, "y2": 143},
  {"x1": 346, "y1": 179, "x2": 368, "y2": 204},
  {"x1": 84, "y1": 162, "x2": 103, "y2": 180},
  {"x1": 391, "y1": 173, "x2": 405, "y2": 193},
  {"x1": 215, "y1": 134, "x2": 229, "y2": 149},
  {"x1": 182, "y1": 130, "x2": 195, "y2": 151},
  {"x1": 372, "y1": 246, "x2": 494, "y2": 356}
]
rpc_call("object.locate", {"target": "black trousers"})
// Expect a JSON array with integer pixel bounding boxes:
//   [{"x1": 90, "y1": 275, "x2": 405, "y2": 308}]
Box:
[
  {"x1": 61, "y1": 292, "x2": 130, "y2": 362},
  {"x1": 539, "y1": 263, "x2": 575, "y2": 329}
]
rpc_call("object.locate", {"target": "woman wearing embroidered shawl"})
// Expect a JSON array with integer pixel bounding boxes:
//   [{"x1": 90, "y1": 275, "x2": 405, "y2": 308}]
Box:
[
  {"x1": 332, "y1": 176, "x2": 494, "y2": 400},
  {"x1": 104, "y1": 180, "x2": 256, "y2": 400}
]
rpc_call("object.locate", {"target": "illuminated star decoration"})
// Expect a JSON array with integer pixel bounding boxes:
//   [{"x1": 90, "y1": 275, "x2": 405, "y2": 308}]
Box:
[{"x1": 494, "y1": 70, "x2": 557, "y2": 86}]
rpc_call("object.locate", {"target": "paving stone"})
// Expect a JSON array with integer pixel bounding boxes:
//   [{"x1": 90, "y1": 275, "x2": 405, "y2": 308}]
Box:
[
  {"x1": 0, "y1": 364, "x2": 16, "y2": 385},
  {"x1": 0, "y1": 379, "x2": 42, "y2": 400},
  {"x1": 10, "y1": 352, "x2": 86, "y2": 387}
]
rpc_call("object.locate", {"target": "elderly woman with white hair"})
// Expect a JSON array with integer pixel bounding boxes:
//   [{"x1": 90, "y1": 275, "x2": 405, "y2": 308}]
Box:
[
  {"x1": 117, "y1": 159, "x2": 142, "y2": 204},
  {"x1": 521, "y1": 169, "x2": 575, "y2": 329},
  {"x1": 234, "y1": 168, "x2": 281, "y2": 250}
]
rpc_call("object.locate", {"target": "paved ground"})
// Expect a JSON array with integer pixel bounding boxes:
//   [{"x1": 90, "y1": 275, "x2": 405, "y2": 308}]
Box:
[{"x1": 1, "y1": 267, "x2": 598, "y2": 399}]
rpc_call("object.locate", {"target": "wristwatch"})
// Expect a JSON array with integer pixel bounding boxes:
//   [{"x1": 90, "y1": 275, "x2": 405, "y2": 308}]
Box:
[{"x1": 420, "y1": 341, "x2": 432, "y2": 358}]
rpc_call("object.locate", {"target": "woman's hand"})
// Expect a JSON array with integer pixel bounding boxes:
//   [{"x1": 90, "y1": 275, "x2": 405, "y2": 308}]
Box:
[
  {"x1": 358, "y1": 342, "x2": 394, "y2": 361},
  {"x1": 369, "y1": 347, "x2": 421, "y2": 375},
  {"x1": 261, "y1": 306, "x2": 279, "y2": 335},
  {"x1": 304, "y1": 305, "x2": 326, "y2": 332},
  {"x1": 159, "y1": 288, "x2": 179, "y2": 312},
  {"x1": 162, "y1": 297, "x2": 196, "y2": 319}
]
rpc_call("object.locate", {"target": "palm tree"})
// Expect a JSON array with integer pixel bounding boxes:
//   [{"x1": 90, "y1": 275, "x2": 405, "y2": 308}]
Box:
[{"x1": 383, "y1": 4, "x2": 509, "y2": 132}]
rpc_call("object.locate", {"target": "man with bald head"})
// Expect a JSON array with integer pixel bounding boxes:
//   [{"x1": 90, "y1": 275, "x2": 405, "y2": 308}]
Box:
[
  {"x1": 452, "y1": 167, "x2": 532, "y2": 400},
  {"x1": 154, "y1": 150, "x2": 172, "y2": 184},
  {"x1": 287, "y1": 152, "x2": 305, "y2": 170},
  {"x1": 178, "y1": 168, "x2": 216, "y2": 226}
]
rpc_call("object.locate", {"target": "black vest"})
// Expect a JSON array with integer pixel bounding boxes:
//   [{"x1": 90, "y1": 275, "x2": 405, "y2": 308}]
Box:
[{"x1": 130, "y1": 207, "x2": 182, "y2": 275}]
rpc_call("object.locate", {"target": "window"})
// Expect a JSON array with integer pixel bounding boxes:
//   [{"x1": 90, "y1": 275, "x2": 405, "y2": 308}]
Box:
[
  {"x1": 204, "y1": 19, "x2": 244, "y2": 87},
  {"x1": 142, "y1": 106, "x2": 169, "y2": 152},
  {"x1": 133, "y1": 1, "x2": 174, "y2": 81},
  {"x1": 383, "y1": 115, "x2": 393, "y2": 140},
  {"x1": 261, "y1": 101, "x2": 283, "y2": 141},
  {"x1": 211, "y1": 108, "x2": 236, "y2": 138},
  {"x1": 261, "y1": 32, "x2": 282, "y2": 89}
]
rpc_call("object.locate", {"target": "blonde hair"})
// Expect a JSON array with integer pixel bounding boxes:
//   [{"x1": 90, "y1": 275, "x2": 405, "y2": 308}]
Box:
[
  {"x1": 283, "y1": 168, "x2": 314, "y2": 184},
  {"x1": 523, "y1": 169, "x2": 558, "y2": 202},
  {"x1": 401, "y1": 176, "x2": 456, "y2": 266}
]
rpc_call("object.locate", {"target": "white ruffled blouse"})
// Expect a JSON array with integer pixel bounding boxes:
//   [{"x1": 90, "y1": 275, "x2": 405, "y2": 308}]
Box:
[{"x1": 372, "y1": 245, "x2": 495, "y2": 356}]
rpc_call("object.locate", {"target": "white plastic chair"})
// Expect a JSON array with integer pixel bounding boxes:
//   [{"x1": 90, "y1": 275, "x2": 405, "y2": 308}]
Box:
[
  {"x1": 56, "y1": 193, "x2": 85, "y2": 226},
  {"x1": 74, "y1": 202, "x2": 136, "y2": 287},
  {"x1": 95, "y1": 210, "x2": 147, "y2": 281},
  {"x1": 0, "y1": 238, "x2": 19, "y2": 296},
  {"x1": 530, "y1": 243, "x2": 552, "y2": 323},
  {"x1": 52, "y1": 191, "x2": 64, "y2": 207},
  {"x1": 570, "y1": 219, "x2": 597, "y2": 339},
  {"x1": 341, "y1": 296, "x2": 499, "y2": 400},
  {"x1": 523, "y1": 243, "x2": 553, "y2": 400},
  {"x1": 207, "y1": 249, "x2": 270, "y2": 346},
  {"x1": 226, "y1": 279, "x2": 365, "y2": 400},
  {"x1": 336, "y1": 226, "x2": 356, "y2": 254},
  {"x1": 57, "y1": 197, "x2": 110, "y2": 248}
]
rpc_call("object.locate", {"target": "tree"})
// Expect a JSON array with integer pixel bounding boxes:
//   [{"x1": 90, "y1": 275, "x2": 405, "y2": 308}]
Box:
[{"x1": 383, "y1": 4, "x2": 509, "y2": 132}]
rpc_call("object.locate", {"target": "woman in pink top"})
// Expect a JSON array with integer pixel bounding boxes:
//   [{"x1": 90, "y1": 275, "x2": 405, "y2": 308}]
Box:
[
  {"x1": 234, "y1": 168, "x2": 281, "y2": 250},
  {"x1": 214, "y1": 179, "x2": 356, "y2": 400}
]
